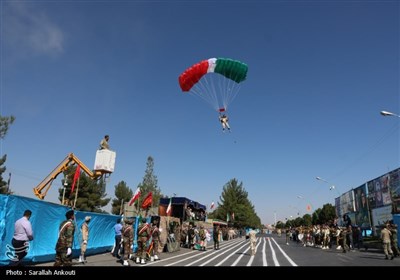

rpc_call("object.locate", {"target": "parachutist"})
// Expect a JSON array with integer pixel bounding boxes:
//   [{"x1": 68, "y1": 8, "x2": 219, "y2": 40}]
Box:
[{"x1": 219, "y1": 114, "x2": 230, "y2": 132}]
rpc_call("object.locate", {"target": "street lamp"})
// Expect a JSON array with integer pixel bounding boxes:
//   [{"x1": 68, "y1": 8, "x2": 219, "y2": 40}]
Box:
[
  {"x1": 380, "y1": 110, "x2": 400, "y2": 118},
  {"x1": 316, "y1": 176, "x2": 340, "y2": 196},
  {"x1": 297, "y1": 195, "x2": 314, "y2": 214}
]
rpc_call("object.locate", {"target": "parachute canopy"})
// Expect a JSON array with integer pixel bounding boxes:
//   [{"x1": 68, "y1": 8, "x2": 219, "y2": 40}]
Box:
[{"x1": 178, "y1": 58, "x2": 248, "y2": 112}]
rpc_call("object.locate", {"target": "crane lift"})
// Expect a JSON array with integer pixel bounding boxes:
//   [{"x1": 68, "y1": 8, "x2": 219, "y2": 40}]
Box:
[{"x1": 33, "y1": 150, "x2": 116, "y2": 200}]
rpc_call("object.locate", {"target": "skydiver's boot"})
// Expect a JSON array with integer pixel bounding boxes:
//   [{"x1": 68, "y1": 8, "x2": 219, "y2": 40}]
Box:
[
  {"x1": 123, "y1": 260, "x2": 129, "y2": 266},
  {"x1": 78, "y1": 256, "x2": 83, "y2": 263},
  {"x1": 150, "y1": 256, "x2": 154, "y2": 262},
  {"x1": 136, "y1": 257, "x2": 140, "y2": 264},
  {"x1": 141, "y1": 258, "x2": 146, "y2": 265},
  {"x1": 154, "y1": 255, "x2": 159, "y2": 261}
]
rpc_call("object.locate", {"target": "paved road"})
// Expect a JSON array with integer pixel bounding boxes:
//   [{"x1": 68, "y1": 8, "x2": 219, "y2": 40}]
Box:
[{"x1": 33, "y1": 233, "x2": 398, "y2": 267}]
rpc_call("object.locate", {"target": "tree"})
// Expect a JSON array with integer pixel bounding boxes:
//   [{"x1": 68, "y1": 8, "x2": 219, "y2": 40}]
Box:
[
  {"x1": 216, "y1": 178, "x2": 262, "y2": 229},
  {"x1": 111, "y1": 181, "x2": 133, "y2": 215},
  {"x1": 302, "y1": 214, "x2": 312, "y2": 227},
  {"x1": 0, "y1": 115, "x2": 15, "y2": 194},
  {"x1": 318, "y1": 203, "x2": 336, "y2": 224},
  {"x1": 137, "y1": 156, "x2": 162, "y2": 210},
  {"x1": 57, "y1": 166, "x2": 111, "y2": 213},
  {"x1": 312, "y1": 208, "x2": 322, "y2": 225},
  {"x1": 0, "y1": 115, "x2": 15, "y2": 139},
  {"x1": 0, "y1": 155, "x2": 10, "y2": 194}
]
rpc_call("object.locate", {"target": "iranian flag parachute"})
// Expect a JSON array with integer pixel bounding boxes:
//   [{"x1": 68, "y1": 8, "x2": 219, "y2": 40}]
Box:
[{"x1": 178, "y1": 58, "x2": 248, "y2": 113}]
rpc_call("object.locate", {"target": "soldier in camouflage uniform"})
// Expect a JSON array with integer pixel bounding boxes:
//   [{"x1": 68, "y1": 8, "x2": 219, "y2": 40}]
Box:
[
  {"x1": 199, "y1": 225, "x2": 207, "y2": 251},
  {"x1": 54, "y1": 210, "x2": 75, "y2": 266},
  {"x1": 136, "y1": 217, "x2": 150, "y2": 264},
  {"x1": 150, "y1": 218, "x2": 161, "y2": 261},
  {"x1": 390, "y1": 223, "x2": 399, "y2": 257},
  {"x1": 121, "y1": 218, "x2": 134, "y2": 266}
]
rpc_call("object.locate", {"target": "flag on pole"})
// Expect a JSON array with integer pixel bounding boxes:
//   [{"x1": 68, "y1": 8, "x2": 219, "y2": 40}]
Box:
[
  {"x1": 70, "y1": 166, "x2": 80, "y2": 195},
  {"x1": 210, "y1": 201, "x2": 215, "y2": 210},
  {"x1": 226, "y1": 212, "x2": 230, "y2": 222},
  {"x1": 129, "y1": 187, "x2": 141, "y2": 206},
  {"x1": 141, "y1": 192, "x2": 153, "y2": 209},
  {"x1": 166, "y1": 198, "x2": 172, "y2": 215}
]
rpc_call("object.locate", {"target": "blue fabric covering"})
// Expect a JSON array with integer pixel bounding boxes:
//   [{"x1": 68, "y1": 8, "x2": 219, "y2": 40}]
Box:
[{"x1": 0, "y1": 194, "x2": 121, "y2": 265}]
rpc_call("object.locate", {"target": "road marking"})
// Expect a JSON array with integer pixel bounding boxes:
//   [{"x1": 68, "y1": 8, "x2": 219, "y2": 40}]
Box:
[
  {"x1": 214, "y1": 239, "x2": 250, "y2": 266},
  {"x1": 267, "y1": 237, "x2": 279, "y2": 266},
  {"x1": 262, "y1": 237, "x2": 268, "y2": 266},
  {"x1": 164, "y1": 239, "x2": 244, "y2": 266},
  {"x1": 270, "y1": 237, "x2": 297, "y2": 266},
  {"x1": 194, "y1": 239, "x2": 247, "y2": 266}
]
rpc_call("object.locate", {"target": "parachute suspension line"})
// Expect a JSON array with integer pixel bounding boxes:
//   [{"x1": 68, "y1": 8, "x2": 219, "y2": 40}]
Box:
[
  {"x1": 202, "y1": 74, "x2": 220, "y2": 110},
  {"x1": 190, "y1": 74, "x2": 220, "y2": 111},
  {"x1": 218, "y1": 74, "x2": 241, "y2": 111}
]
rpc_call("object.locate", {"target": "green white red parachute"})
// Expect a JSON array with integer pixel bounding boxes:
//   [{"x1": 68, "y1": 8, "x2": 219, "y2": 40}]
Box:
[{"x1": 178, "y1": 58, "x2": 248, "y2": 112}]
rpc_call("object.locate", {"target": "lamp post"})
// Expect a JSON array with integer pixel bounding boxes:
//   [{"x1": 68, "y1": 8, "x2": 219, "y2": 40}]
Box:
[
  {"x1": 297, "y1": 195, "x2": 314, "y2": 214},
  {"x1": 316, "y1": 176, "x2": 341, "y2": 196},
  {"x1": 380, "y1": 110, "x2": 400, "y2": 118}
]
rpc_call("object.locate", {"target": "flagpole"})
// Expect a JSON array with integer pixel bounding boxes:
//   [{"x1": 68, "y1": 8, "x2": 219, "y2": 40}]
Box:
[
  {"x1": 136, "y1": 196, "x2": 140, "y2": 217},
  {"x1": 119, "y1": 199, "x2": 124, "y2": 215},
  {"x1": 73, "y1": 176, "x2": 80, "y2": 209}
]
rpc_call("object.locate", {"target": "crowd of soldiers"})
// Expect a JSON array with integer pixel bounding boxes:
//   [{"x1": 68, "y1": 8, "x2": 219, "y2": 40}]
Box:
[
  {"x1": 283, "y1": 221, "x2": 399, "y2": 259},
  {"x1": 179, "y1": 224, "x2": 243, "y2": 250},
  {"x1": 116, "y1": 217, "x2": 246, "y2": 266},
  {"x1": 118, "y1": 217, "x2": 161, "y2": 266}
]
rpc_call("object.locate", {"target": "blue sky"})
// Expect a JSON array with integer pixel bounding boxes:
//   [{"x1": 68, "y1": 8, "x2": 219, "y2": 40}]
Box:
[{"x1": 1, "y1": 0, "x2": 399, "y2": 225}]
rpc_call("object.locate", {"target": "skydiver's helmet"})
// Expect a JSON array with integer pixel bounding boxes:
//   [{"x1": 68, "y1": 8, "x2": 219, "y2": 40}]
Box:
[{"x1": 152, "y1": 218, "x2": 159, "y2": 225}]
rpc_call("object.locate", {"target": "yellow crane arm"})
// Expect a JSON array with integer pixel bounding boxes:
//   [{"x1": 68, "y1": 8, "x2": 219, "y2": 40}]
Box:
[{"x1": 33, "y1": 153, "x2": 109, "y2": 200}]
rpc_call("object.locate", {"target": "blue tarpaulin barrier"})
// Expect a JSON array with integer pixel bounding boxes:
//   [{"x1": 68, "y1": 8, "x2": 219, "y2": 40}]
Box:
[{"x1": 0, "y1": 194, "x2": 120, "y2": 266}]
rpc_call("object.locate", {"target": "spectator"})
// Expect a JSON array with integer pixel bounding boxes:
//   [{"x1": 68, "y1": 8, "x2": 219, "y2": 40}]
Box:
[
  {"x1": 10, "y1": 210, "x2": 34, "y2": 266},
  {"x1": 112, "y1": 218, "x2": 123, "y2": 258}
]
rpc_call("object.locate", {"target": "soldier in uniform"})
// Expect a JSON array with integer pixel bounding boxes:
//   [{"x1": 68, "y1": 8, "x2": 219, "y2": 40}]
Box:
[
  {"x1": 136, "y1": 217, "x2": 150, "y2": 264},
  {"x1": 389, "y1": 223, "x2": 399, "y2": 257},
  {"x1": 149, "y1": 218, "x2": 161, "y2": 261},
  {"x1": 79, "y1": 216, "x2": 91, "y2": 263},
  {"x1": 54, "y1": 210, "x2": 75, "y2": 266},
  {"x1": 340, "y1": 227, "x2": 349, "y2": 253},
  {"x1": 199, "y1": 225, "x2": 207, "y2": 251},
  {"x1": 213, "y1": 225, "x2": 220, "y2": 250},
  {"x1": 121, "y1": 218, "x2": 134, "y2": 266},
  {"x1": 187, "y1": 223, "x2": 195, "y2": 250},
  {"x1": 381, "y1": 223, "x2": 394, "y2": 260},
  {"x1": 249, "y1": 228, "x2": 257, "y2": 256}
]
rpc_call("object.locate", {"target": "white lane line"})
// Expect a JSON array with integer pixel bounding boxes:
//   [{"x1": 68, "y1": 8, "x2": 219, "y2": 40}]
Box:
[
  {"x1": 262, "y1": 237, "x2": 268, "y2": 266},
  {"x1": 214, "y1": 239, "x2": 250, "y2": 266},
  {"x1": 196, "y1": 239, "x2": 247, "y2": 266},
  {"x1": 180, "y1": 239, "x2": 246, "y2": 267},
  {"x1": 267, "y1": 237, "x2": 279, "y2": 266},
  {"x1": 271, "y1": 237, "x2": 298, "y2": 266}
]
